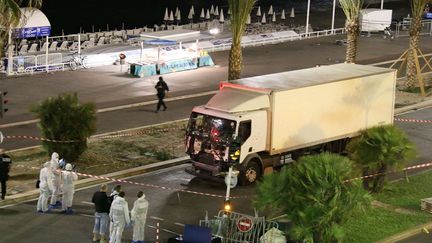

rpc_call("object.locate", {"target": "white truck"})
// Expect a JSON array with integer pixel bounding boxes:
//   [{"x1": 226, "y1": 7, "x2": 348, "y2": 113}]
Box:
[{"x1": 185, "y1": 64, "x2": 396, "y2": 185}]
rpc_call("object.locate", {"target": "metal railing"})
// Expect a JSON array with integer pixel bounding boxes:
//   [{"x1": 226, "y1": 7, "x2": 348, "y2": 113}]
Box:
[
  {"x1": 203, "y1": 27, "x2": 346, "y2": 53},
  {"x1": 395, "y1": 19, "x2": 432, "y2": 38},
  {"x1": 1, "y1": 53, "x2": 63, "y2": 75}
]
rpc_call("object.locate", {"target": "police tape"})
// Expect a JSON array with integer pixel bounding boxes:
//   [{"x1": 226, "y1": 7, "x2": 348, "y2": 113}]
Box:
[
  {"x1": 3, "y1": 125, "x2": 186, "y2": 143},
  {"x1": 344, "y1": 161, "x2": 432, "y2": 182},
  {"x1": 394, "y1": 118, "x2": 432, "y2": 123}
]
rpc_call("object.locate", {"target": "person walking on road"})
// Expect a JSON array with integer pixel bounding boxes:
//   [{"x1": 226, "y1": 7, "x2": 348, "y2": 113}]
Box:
[
  {"x1": 109, "y1": 191, "x2": 130, "y2": 243},
  {"x1": 37, "y1": 162, "x2": 51, "y2": 213},
  {"x1": 92, "y1": 184, "x2": 111, "y2": 243},
  {"x1": 154, "y1": 76, "x2": 169, "y2": 113},
  {"x1": 49, "y1": 152, "x2": 62, "y2": 209},
  {"x1": 131, "y1": 191, "x2": 149, "y2": 243},
  {"x1": 0, "y1": 149, "x2": 11, "y2": 200},
  {"x1": 61, "y1": 163, "x2": 78, "y2": 214}
]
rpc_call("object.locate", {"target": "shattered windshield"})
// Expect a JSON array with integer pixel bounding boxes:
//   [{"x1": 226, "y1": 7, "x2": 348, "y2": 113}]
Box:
[{"x1": 187, "y1": 112, "x2": 236, "y2": 143}]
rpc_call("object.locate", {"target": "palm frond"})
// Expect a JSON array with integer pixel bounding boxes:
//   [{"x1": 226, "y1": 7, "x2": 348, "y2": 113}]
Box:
[{"x1": 339, "y1": 0, "x2": 363, "y2": 21}]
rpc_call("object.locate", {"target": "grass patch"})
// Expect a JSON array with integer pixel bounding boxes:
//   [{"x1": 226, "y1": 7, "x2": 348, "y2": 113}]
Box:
[
  {"x1": 376, "y1": 171, "x2": 432, "y2": 210},
  {"x1": 344, "y1": 207, "x2": 432, "y2": 243}
]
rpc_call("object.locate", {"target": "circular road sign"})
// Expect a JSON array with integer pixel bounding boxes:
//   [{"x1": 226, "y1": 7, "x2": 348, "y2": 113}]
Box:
[{"x1": 237, "y1": 216, "x2": 253, "y2": 232}]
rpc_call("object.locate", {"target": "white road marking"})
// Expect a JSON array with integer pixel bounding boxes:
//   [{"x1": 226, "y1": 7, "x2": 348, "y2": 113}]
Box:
[
  {"x1": 174, "y1": 222, "x2": 185, "y2": 227},
  {"x1": 147, "y1": 225, "x2": 179, "y2": 235},
  {"x1": 80, "y1": 201, "x2": 94, "y2": 206},
  {"x1": 150, "y1": 216, "x2": 165, "y2": 221},
  {"x1": 79, "y1": 213, "x2": 94, "y2": 218}
]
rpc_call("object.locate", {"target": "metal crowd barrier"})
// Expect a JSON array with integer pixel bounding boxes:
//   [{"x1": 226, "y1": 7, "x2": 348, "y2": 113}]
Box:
[{"x1": 200, "y1": 210, "x2": 279, "y2": 243}]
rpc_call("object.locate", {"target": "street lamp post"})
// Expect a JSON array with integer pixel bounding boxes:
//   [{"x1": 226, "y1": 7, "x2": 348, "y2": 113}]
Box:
[
  {"x1": 306, "y1": 0, "x2": 311, "y2": 34},
  {"x1": 331, "y1": 0, "x2": 336, "y2": 34}
]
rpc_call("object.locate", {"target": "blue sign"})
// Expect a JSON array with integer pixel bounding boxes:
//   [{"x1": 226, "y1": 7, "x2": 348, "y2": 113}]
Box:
[
  {"x1": 426, "y1": 13, "x2": 432, "y2": 19},
  {"x1": 144, "y1": 39, "x2": 176, "y2": 45},
  {"x1": 14, "y1": 26, "x2": 51, "y2": 38}
]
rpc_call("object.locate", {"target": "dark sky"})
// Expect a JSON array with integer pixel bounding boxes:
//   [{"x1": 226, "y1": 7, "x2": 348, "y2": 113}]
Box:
[{"x1": 40, "y1": 0, "x2": 308, "y2": 35}]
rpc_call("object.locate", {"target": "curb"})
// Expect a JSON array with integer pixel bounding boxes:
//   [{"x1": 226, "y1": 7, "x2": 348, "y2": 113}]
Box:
[
  {"x1": 0, "y1": 156, "x2": 189, "y2": 207},
  {"x1": 395, "y1": 99, "x2": 432, "y2": 115},
  {"x1": 376, "y1": 222, "x2": 432, "y2": 243}
]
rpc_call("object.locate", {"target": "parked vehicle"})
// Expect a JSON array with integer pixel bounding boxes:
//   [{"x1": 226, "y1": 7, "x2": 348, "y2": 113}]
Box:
[{"x1": 185, "y1": 64, "x2": 396, "y2": 185}]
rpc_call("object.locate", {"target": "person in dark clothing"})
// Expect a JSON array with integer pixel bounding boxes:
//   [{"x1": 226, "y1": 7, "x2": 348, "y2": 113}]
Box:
[
  {"x1": 155, "y1": 76, "x2": 170, "y2": 113},
  {"x1": 92, "y1": 184, "x2": 111, "y2": 243},
  {"x1": 0, "y1": 149, "x2": 11, "y2": 200}
]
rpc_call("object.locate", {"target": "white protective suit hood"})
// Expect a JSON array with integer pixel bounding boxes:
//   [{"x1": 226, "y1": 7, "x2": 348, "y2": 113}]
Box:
[{"x1": 51, "y1": 152, "x2": 59, "y2": 163}]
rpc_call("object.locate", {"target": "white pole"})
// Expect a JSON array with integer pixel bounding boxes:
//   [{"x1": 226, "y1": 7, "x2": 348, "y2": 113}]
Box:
[
  {"x1": 140, "y1": 41, "x2": 143, "y2": 62},
  {"x1": 78, "y1": 34, "x2": 81, "y2": 55},
  {"x1": 6, "y1": 29, "x2": 13, "y2": 76},
  {"x1": 306, "y1": 0, "x2": 311, "y2": 34},
  {"x1": 225, "y1": 166, "x2": 233, "y2": 201},
  {"x1": 45, "y1": 36, "x2": 49, "y2": 73},
  {"x1": 381, "y1": 0, "x2": 384, "y2": 9},
  {"x1": 195, "y1": 39, "x2": 199, "y2": 65},
  {"x1": 157, "y1": 46, "x2": 160, "y2": 64},
  {"x1": 331, "y1": 0, "x2": 336, "y2": 33}
]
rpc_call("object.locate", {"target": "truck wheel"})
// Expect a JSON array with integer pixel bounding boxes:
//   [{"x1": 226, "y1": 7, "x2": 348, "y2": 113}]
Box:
[{"x1": 240, "y1": 161, "x2": 261, "y2": 186}]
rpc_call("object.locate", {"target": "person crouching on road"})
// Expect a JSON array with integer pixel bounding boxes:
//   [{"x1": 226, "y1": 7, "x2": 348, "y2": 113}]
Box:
[
  {"x1": 92, "y1": 184, "x2": 111, "y2": 243},
  {"x1": 61, "y1": 163, "x2": 78, "y2": 214},
  {"x1": 37, "y1": 162, "x2": 51, "y2": 213},
  {"x1": 49, "y1": 152, "x2": 62, "y2": 209},
  {"x1": 131, "y1": 191, "x2": 149, "y2": 243},
  {"x1": 109, "y1": 191, "x2": 130, "y2": 243}
]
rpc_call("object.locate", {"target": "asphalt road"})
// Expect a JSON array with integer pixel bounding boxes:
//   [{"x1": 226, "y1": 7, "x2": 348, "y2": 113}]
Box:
[
  {"x1": 0, "y1": 106, "x2": 432, "y2": 243},
  {"x1": 2, "y1": 34, "x2": 432, "y2": 150}
]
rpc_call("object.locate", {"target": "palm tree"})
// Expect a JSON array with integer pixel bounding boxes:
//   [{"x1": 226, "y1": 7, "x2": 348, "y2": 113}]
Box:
[
  {"x1": 0, "y1": 0, "x2": 43, "y2": 57},
  {"x1": 255, "y1": 153, "x2": 371, "y2": 242},
  {"x1": 347, "y1": 125, "x2": 416, "y2": 193},
  {"x1": 31, "y1": 93, "x2": 97, "y2": 162},
  {"x1": 405, "y1": 0, "x2": 430, "y2": 89},
  {"x1": 339, "y1": 0, "x2": 363, "y2": 63},
  {"x1": 227, "y1": 0, "x2": 256, "y2": 81}
]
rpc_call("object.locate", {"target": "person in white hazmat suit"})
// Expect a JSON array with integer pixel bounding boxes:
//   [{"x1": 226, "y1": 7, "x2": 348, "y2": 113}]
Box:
[
  {"x1": 131, "y1": 191, "x2": 149, "y2": 243},
  {"x1": 49, "y1": 152, "x2": 62, "y2": 208},
  {"x1": 37, "y1": 162, "x2": 52, "y2": 213},
  {"x1": 109, "y1": 191, "x2": 130, "y2": 243},
  {"x1": 61, "y1": 163, "x2": 78, "y2": 214}
]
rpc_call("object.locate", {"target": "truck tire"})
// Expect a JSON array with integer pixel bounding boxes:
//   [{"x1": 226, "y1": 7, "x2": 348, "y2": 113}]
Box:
[{"x1": 239, "y1": 160, "x2": 262, "y2": 186}]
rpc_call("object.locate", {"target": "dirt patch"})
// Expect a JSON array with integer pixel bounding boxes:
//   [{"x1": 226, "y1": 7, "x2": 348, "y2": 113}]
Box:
[{"x1": 6, "y1": 121, "x2": 188, "y2": 196}]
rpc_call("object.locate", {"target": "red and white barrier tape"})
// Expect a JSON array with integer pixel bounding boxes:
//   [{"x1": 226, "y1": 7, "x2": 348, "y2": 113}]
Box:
[
  {"x1": 3, "y1": 126, "x2": 186, "y2": 144},
  {"x1": 394, "y1": 118, "x2": 432, "y2": 123}
]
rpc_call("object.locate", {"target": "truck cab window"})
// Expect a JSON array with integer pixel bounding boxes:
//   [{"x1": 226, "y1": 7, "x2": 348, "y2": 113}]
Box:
[{"x1": 238, "y1": 121, "x2": 251, "y2": 144}]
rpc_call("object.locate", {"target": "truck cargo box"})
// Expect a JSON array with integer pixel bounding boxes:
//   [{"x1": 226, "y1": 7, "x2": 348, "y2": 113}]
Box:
[{"x1": 219, "y1": 63, "x2": 396, "y2": 155}]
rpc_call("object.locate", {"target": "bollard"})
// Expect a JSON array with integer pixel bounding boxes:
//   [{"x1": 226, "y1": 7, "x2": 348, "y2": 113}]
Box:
[{"x1": 156, "y1": 221, "x2": 160, "y2": 243}]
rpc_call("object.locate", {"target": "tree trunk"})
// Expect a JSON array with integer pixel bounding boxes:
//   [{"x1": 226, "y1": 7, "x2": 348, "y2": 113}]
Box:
[
  {"x1": 372, "y1": 163, "x2": 388, "y2": 193},
  {"x1": 345, "y1": 19, "x2": 359, "y2": 64},
  {"x1": 362, "y1": 167, "x2": 371, "y2": 191},
  {"x1": 228, "y1": 42, "x2": 242, "y2": 81},
  {"x1": 405, "y1": 16, "x2": 421, "y2": 89}
]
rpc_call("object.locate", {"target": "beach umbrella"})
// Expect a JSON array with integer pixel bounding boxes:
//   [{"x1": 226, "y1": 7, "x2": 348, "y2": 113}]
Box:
[
  {"x1": 206, "y1": 9, "x2": 211, "y2": 20},
  {"x1": 169, "y1": 10, "x2": 174, "y2": 21},
  {"x1": 188, "y1": 9, "x2": 193, "y2": 20},
  {"x1": 219, "y1": 9, "x2": 225, "y2": 23},
  {"x1": 272, "y1": 12, "x2": 276, "y2": 22},
  {"x1": 191, "y1": 5, "x2": 195, "y2": 15},
  {"x1": 164, "y1": 8, "x2": 169, "y2": 21},
  {"x1": 175, "y1": 7, "x2": 179, "y2": 18},
  {"x1": 281, "y1": 9, "x2": 286, "y2": 20},
  {"x1": 290, "y1": 8, "x2": 295, "y2": 18},
  {"x1": 210, "y1": 5, "x2": 215, "y2": 15},
  {"x1": 268, "y1": 5, "x2": 274, "y2": 15},
  {"x1": 200, "y1": 8, "x2": 205, "y2": 18},
  {"x1": 261, "y1": 13, "x2": 266, "y2": 24},
  {"x1": 177, "y1": 10, "x2": 181, "y2": 22},
  {"x1": 246, "y1": 14, "x2": 251, "y2": 25},
  {"x1": 256, "y1": 6, "x2": 261, "y2": 16},
  {"x1": 215, "y1": 6, "x2": 219, "y2": 16}
]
